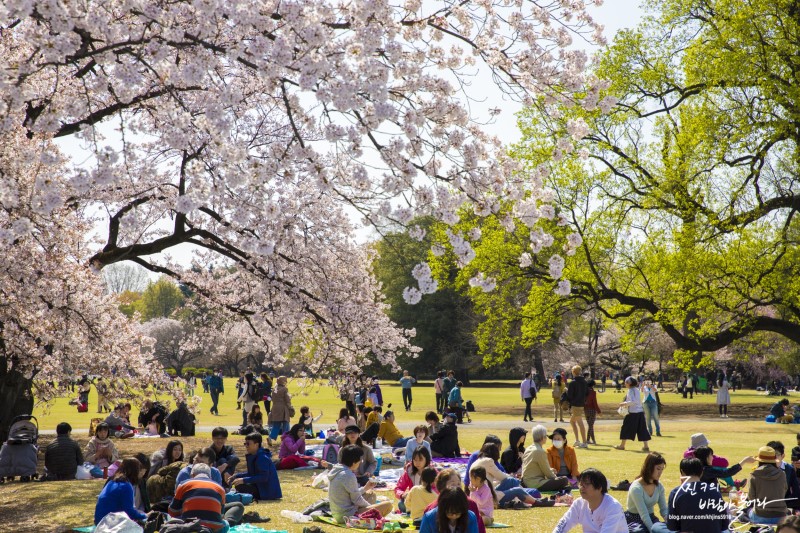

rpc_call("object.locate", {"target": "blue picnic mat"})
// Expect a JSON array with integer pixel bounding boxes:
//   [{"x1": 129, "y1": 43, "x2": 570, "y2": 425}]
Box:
[{"x1": 73, "y1": 525, "x2": 285, "y2": 533}]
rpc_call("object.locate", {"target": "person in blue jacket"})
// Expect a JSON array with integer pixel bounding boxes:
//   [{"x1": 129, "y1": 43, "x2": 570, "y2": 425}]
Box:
[
  {"x1": 208, "y1": 370, "x2": 225, "y2": 415},
  {"x1": 230, "y1": 432, "x2": 282, "y2": 500},
  {"x1": 420, "y1": 487, "x2": 479, "y2": 533},
  {"x1": 95, "y1": 458, "x2": 152, "y2": 525}
]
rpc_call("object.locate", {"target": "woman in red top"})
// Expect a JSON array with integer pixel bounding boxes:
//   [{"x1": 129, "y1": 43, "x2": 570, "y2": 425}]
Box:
[{"x1": 584, "y1": 380, "x2": 602, "y2": 445}]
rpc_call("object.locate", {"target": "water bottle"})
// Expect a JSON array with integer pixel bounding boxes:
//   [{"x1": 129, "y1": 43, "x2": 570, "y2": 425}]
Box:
[
  {"x1": 375, "y1": 456, "x2": 382, "y2": 476},
  {"x1": 375, "y1": 437, "x2": 383, "y2": 449},
  {"x1": 280, "y1": 510, "x2": 312, "y2": 523}
]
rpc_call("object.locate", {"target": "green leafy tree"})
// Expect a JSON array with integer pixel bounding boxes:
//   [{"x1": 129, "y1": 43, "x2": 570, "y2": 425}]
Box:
[
  {"x1": 507, "y1": 0, "x2": 800, "y2": 369},
  {"x1": 140, "y1": 277, "x2": 186, "y2": 322},
  {"x1": 372, "y1": 219, "x2": 479, "y2": 377}
]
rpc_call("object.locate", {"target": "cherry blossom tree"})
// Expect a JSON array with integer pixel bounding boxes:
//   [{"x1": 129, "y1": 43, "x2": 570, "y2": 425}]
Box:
[{"x1": 0, "y1": 0, "x2": 604, "y2": 434}]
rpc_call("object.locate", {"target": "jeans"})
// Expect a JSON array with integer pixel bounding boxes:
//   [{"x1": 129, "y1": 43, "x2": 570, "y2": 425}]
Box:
[
  {"x1": 402, "y1": 388, "x2": 413, "y2": 410},
  {"x1": 210, "y1": 389, "x2": 221, "y2": 414},
  {"x1": 523, "y1": 397, "x2": 533, "y2": 420},
  {"x1": 643, "y1": 400, "x2": 660, "y2": 435},
  {"x1": 268, "y1": 420, "x2": 289, "y2": 440},
  {"x1": 749, "y1": 509, "x2": 782, "y2": 525},
  {"x1": 496, "y1": 477, "x2": 541, "y2": 506},
  {"x1": 393, "y1": 436, "x2": 412, "y2": 448}
]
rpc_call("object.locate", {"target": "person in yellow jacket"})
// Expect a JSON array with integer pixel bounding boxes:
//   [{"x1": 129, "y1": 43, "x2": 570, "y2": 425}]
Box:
[{"x1": 378, "y1": 411, "x2": 412, "y2": 448}]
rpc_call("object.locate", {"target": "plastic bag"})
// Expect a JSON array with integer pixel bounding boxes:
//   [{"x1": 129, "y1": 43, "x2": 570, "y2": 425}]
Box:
[
  {"x1": 95, "y1": 511, "x2": 144, "y2": 533},
  {"x1": 76, "y1": 463, "x2": 93, "y2": 480},
  {"x1": 311, "y1": 471, "x2": 329, "y2": 489},
  {"x1": 617, "y1": 405, "x2": 629, "y2": 416}
]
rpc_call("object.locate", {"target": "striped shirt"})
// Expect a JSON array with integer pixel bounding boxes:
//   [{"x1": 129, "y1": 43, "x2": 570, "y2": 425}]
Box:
[{"x1": 168, "y1": 475, "x2": 228, "y2": 532}]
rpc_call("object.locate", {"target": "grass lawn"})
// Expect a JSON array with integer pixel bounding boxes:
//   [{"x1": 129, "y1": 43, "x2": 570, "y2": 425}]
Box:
[
  {"x1": 27, "y1": 378, "x2": 791, "y2": 432},
  {"x1": 2, "y1": 381, "x2": 796, "y2": 532}
]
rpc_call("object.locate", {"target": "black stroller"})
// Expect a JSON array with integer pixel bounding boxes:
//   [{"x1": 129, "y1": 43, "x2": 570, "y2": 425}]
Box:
[{"x1": 0, "y1": 414, "x2": 39, "y2": 482}]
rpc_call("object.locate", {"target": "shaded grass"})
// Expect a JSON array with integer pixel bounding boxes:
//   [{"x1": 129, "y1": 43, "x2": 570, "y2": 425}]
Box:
[{"x1": 3, "y1": 419, "x2": 799, "y2": 532}]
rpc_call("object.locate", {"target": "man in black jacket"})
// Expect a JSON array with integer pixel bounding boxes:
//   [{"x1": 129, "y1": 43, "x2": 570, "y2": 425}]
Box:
[
  {"x1": 44, "y1": 422, "x2": 83, "y2": 480},
  {"x1": 566, "y1": 366, "x2": 588, "y2": 448},
  {"x1": 430, "y1": 412, "x2": 460, "y2": 458},
  {"x1": 210, "y1": 426, "x2": 240, "y2": 484}
]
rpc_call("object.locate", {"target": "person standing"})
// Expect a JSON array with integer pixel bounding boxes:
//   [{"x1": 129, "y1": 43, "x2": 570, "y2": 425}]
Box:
[
  {"x1": 552, "y1": 375, "x2": 565, "y2": 423},
  {"x1": 566, "y1": 366, "x2": 588, "y2": 448},
  {"x1": 520, "y1": 372, "x2": 537, "y2": 422},
  {"x1": 584, "y1": 380, "x2": 601, "y2": 445},
  {"x1": 716, "y1": 377, "x2": 731, "y2": 418},
  {"x1": 448, "y1": 381, "x2": 465, "y2": 423},
  {"x1": 641, "y1": 380, "x2": 661, "y2": 437},
  {"x1": 238, "y1": 372, "x2": 257, "y2": 428},
  {"x1": 434, "y1": 371, "x2": 445, "y2": 414},
  {"x1": 442, "y1": 371, "x2": 456, "y2": 410},
  {"x1": 267, "y1": 375, "x2": 293, "y2": 445},
  {"x1": 600, "y1": 371, "x2": 607, "y2": 393},
  {"x1": 208, "y1": 369, "x2": 224, "y2": 416},
  {"x1": 614, "y1": 377, "x2": 651, "y2": 452},
  {"x1": 201, "y1": 371, "x2": 209, "y2": 394},
  {"x1": 260, "y1": 372, "x2": 273, "y2": 415},
  {"x1": 400, "y1": 370, "x2": 416, "y2": 412}
]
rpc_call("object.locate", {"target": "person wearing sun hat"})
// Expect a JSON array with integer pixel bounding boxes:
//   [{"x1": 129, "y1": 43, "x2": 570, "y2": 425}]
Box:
[
  {"x1": 683, "y1": 433, "x2": 730, "y2": 468},
  {"x1": 748, "y1": 445, "x2": 789, "y2": 526}
]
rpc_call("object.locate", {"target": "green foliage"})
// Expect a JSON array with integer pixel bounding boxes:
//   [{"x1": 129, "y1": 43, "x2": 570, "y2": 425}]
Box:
[
  {"x1": 139, "y1": 277, "x2": 186, "y2": 321},
  {"x1": 372, "y1": 218, "x2": 478, "y2": 375},
  {"x1": 509, "y1": 0, "x2": 800, "y2": 366}
]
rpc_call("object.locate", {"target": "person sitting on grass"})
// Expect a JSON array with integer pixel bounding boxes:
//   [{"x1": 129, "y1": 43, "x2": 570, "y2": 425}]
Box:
[
  {"x1": 396, "y1": 448, "x2": 432, "y2": 513},
  {"x1": 522, "y1": 424, "x2": 571, "y2": 492},
  {"x1": 624, "y1": 452, "x2": 670, "y2": 533},
  {"x1": 44, "y1": 422, "x2": 83, "y2": 481},
  {"x1": 104, "y1": 404, "x2": 135, "y2": 437},
  {"x1": 241, "y1": 404, "x2": 266, "y2": 435},
  {"x1": 420, "y1": 487, "x2": 479, "y2": 533},
  {"x1": 552, "y1": 468, "x2": 627, "y2": 533},
  {"x1": 546, "y1": 428, "x2": 579, "y2": 484},
  {"x1": 339, "y1": 425, "x2": 378, "y2": 486},
  {"x1": 168, "y1": 463, "x2": 230, "y2": 532},
  {"x1": 298, "y1": 405, "x2": 324, "y2": 437},
  {"x1": 406, "y1": 424, "x2": 432, "y2": 459},
  {"x1": 772, "y1": 398, "x2": 795, "y2": 423},
  {"x1": 210, "y1": 427, "x2": 240, "y2": 484},
  {"x1": 277, "y1": 423, "x2": 329, "y2": 470},
  {"x1": 328, "y1": 444, "x2": 393, "y2": 524},
  {"x1": 470, "y1": 443, "x2": 555, "y2": 509},
  {"x1": 666, "y1": 458, "x2": 729, "y2": 533},
  {"x1": 132, "y1": 453, "x2": 151, "y2": 514},
  {"x1": 748, "y1": 445, "x2": 788, "y2": 526},
  {"x1": 683, "y1": 433, "x2": 729, "y2": 467},
  {"x1": 337, "y1": 408, "x2": 357, "y2": 435},
  {"x1": 149, "y1": 440, "x2": 184, "y2": 477},
  {"x1": 424, "y1": 469, "x2": 486, "y2": 533},
  {"x1": 463, "y1": 435, "x2": 503, "y2": 486},
  {"x1": 229, "y1": 432, "x2": 282, "y2": 501},
  {"x1": 174, "y1": 449, "x2": 245, "y2": 526},
  {"x1": 95, "y1": 458, "x2": 153, "y2": 525},
  {"x1": 430, "y1": 411, "x2": 461, "y2": 458},
  {"x1": 406, "y1": 467, "x2": 438, "y2": 525},
  {"x1": 500, "y1": 427, "x2": 527, "y2": 476},
  {"x1": 467, "y1": 466, "x2": 498, "y2": 526},
  {"x1": 693, "y1": 445, "x2": 752, "y2": 491},
  {"x1": 378, "y1": 410, "x2": 412, "y2": 449},
  {"x1": 85, "y1": 422, "x2": 120, "y2": 469},
  {"x1": 768, "y1": 440, "x2": 800, "y2": 512},
  {"x1": 425, "y1": 412, "x2": 442, "y2": 439}
]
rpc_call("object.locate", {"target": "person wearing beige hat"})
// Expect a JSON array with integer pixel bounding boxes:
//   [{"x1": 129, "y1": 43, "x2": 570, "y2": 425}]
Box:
[{"x1": 748, "y1": 445, "x2": 788, "y2": 526}]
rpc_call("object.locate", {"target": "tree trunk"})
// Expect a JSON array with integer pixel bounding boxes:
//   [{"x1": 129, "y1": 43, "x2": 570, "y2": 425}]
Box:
[
  {"x1": 0, "y1": 356, "x2": 35, "y2": 443},
  {"x1": 530, "y1": 347, "x2": 545, "y2": 384}
]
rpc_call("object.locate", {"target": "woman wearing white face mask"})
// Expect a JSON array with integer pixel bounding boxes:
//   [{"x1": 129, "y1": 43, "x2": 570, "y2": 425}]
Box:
[{"x1": 546, "y1": 428, "x2": 580, "y2": 483}]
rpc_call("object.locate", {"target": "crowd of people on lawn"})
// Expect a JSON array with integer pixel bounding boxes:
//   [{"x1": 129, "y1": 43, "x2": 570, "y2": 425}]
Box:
[{"x1": 8, "y1": 365, "x2": 800, "y2": 533}]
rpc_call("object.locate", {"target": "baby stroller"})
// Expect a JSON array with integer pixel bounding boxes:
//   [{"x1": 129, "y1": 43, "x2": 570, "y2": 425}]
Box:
[{"x1": 0, "y1": 415, "x2": 39, "y2": 483}]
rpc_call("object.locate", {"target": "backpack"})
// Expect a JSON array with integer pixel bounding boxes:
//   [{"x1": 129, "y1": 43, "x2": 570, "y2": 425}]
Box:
[
  {"x1": 466, "y1": 400, "x2": 475, "y2": 412},
  {"x1": 322, "y1": 443, "x2": 340, "y2": 465}
]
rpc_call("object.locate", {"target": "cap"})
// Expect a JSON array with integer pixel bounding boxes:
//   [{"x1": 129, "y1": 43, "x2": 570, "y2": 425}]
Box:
[
  {"x1": 443, "y1": 411, "x2": 457, "y2": 420},
  {"x1": 690, "y1": 433, "x2": 709, "y2": 449},
  {"x1": 345, "y1": 425, "x2": 361, "y2": 434},
  {"x1": 549, "y1": 428, "x2": 568, "y2": 440}
]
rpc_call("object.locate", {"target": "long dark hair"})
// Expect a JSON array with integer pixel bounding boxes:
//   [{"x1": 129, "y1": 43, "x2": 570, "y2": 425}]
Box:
[
  {"x1": 477, "y1": 443, "x2": 500, "y2": 462},
  {"x1": 114, "y1": 458, "x2": 142, "y2": 485},
  {"x1": 437, "y1": 487, "x2": 470, "y2": 532},
  {"x1": 470, "y1": 466, "x2": 498, "y2": 503},
  {"x1": 410, "y1": 447, "x2": 431, "y2": 475},
  {"x1": 639, "y1": 452, "x2": 666, "y2": 485},
  {"x1": 165, "y1": 440, "x2": 184, "y2": 463},
  {"x1": 289, "y1": 423, "x2": 305, "y2": 440}
]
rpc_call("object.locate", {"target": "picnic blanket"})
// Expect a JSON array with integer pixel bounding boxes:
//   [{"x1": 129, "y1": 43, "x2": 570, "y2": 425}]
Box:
[
  {"x1": 313, "y1": 515, "x2": 511, "y2": 530},
  {"x1": 73, "y1": 524, "x2": 286, "y2": 532}
]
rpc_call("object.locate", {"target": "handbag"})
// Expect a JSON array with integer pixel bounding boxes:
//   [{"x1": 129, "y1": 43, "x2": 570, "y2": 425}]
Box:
[
  {"x1": 288, "y1": 405, "x2": 296, "y2": 418},
  {"x1": 618, "y1": 405, "x2": 629, "y2": 416}
]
